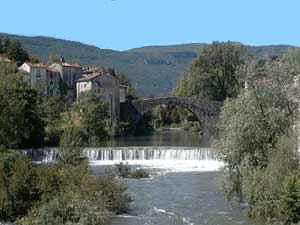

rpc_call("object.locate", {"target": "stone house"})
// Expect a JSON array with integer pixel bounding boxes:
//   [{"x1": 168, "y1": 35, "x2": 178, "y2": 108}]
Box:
[
  {"x1": 19, "y1": 62, "x2": 61, "y2": 96},
  {"x1": 76, "y1": 68, "x2": 126, "y2": 135},
  {"x1": 48, "y1": 62, "x2": 82, "y2": 102}
]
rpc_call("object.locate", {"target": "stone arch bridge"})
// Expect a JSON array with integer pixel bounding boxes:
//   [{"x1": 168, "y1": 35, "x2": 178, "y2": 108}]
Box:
[
  {"x1": 124, "y1": 96, "x2": 222, "y2": 141},
  {"x1": 131, "y1": 97, "x2": 221, "y2": 120}
]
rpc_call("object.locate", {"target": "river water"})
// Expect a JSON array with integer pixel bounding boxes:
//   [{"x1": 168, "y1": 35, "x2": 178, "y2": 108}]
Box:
[
  {"x1": 26, "y1": 130, "x2": 259, "y2": 225},
  {"x1": 93, "y1": 130, "x2": 259, "y2": 225}
]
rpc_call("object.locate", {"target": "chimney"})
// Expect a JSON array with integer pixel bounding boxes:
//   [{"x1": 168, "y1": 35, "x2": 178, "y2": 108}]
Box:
[{"x1": 60, "y1": 56, "x2": 65, "y2": 63}]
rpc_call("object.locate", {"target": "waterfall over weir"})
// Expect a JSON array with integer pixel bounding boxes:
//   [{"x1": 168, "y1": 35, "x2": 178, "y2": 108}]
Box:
[
  {"x1": 24, "y1": 147, "x2": 223, "y2": 172},
  {"x1": 85, "y1": 147, "x2": 217, "y2": 161}
]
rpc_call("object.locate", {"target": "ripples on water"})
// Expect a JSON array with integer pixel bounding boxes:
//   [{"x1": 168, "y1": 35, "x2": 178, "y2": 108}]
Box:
[
  {"x1": 108, "y1": 170, "x2": 257, "y2": 225},
  {"x1": 23, "y1": 131, "x2": 260, "y2": 225}
]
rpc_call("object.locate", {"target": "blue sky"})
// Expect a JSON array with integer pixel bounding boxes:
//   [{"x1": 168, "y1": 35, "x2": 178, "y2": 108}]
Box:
[{"x1": 1, "y1": 0, "x2": 299, "y2": 50}]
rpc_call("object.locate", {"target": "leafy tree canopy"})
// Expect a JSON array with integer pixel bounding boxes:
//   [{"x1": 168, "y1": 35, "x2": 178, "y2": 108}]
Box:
[
  {"x1": 0, "y1": 62, "x2": 44, "y2": 149},
  {"x1": 0, "y1": 38, "x2": 30, "y2": 66},
  {"x1": 173, "y1": 41, "x2": 246, "y2": 101}
]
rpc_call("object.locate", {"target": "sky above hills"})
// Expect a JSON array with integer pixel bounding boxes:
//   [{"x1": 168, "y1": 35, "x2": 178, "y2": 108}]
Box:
[{"x1": 1, "y1": 0, "x2": 299, "y2": 50}]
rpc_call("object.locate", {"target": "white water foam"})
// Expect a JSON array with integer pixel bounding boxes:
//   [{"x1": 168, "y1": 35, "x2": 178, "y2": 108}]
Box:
[
  {"x1": 91, "y1": 159, "x2": 223, "y2": 173},
  {"x1": 152, "y1": 207, "x2": 194, "y2": 225},
  {"x1": 25, "y1": 146, "x2": 224, "y2": 173},
  {"x1": 88, "y1": 146, "x2": 224, "y2": 173}
]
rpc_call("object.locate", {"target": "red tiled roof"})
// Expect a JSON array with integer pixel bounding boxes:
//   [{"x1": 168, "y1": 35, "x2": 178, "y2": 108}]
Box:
[
  {"x1": 76, "y1": 72, "x2": 102, "y2": 82},
  {"x1": 25, "y1": 62, "x2": 47, "y2": 68},
  {"x1": 62, "y1": 62, "x2": 82, "y2": 68}
]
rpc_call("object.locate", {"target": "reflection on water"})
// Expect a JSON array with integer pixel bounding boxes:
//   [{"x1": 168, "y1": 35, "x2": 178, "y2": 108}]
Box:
[{"x1": 102, "y1": 129, "x2": 205, "y2": 147}]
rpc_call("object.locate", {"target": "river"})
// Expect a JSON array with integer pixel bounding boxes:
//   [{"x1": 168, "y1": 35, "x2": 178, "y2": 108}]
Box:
[
  {"x1": 25, "y1": 130, "x2": 259, "y2": 225},
  {"x1": 89, "y1": 130, "x2": 259, "y2": 225}
]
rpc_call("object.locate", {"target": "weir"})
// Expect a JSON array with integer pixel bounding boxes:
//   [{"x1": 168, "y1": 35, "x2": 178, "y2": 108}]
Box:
[
  {"x1": 85, "y1": 147, "x2": 217, "y2": 161},
  {"x1": 24, "y1": 146, "x2": 223, "y2": 172},
  {"x1": 24, "y1": 147, "x2": 218, "y2": 163}
]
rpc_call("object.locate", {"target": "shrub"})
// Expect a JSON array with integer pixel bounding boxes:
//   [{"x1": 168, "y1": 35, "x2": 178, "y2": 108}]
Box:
[
  {"x1": 0, "y1": 63, "x2": 44, "y2": 149},
  {"x1": 242, "y1": 134, "x2": 299, "y2": 223},
  {"x1": 0, "y1": 150, "x2": 131, "y2": 224},
  {"x1": 115, "y1": 162, "x2": 131, "y2": 178},
  {"x1": 62, "y1": 91, "x2": 110, "y2": 146},
  {"x1": 89, "y1": 176, "x2": 131, "y2": 214},
  {"x1": 0, "y1": 151, "x2": 40, "y2": 221},
  {"x1": 215, "y1": 83, "x2": 299, "y2": 223},
  {"x1": 115, "y1": 163, "x2": 150, "y2": 179},
  {"x1": 17, "y1": 191, "x2": 111, "y2": 225},
  {"x1": 129, "y1": 169, "x2": 150, "y2": 179},
  {"x1": 281, "y1": 172, "x2": 300, "y2": 224}
]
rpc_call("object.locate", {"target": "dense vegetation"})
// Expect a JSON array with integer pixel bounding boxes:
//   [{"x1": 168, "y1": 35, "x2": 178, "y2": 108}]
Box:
[
  {"x1": 148, "y1": 105, "x2": 201, "y2": 132},
  {"x1": 214, "y1": 50, "x2": 300, "y2": 224},
  {"x1": 115, "y1": 163, "x2": 150, "y2": 179},
  {"x1": 0, "y1": 40, "x2": 131, "y2": 225},
  {"x1": 0, "y1": 145, "x2": 130, "y2": 225},
  {"x1": 61, "y1": 92, "x2": 111, "y2": 146},
  {"x1": 0, "y1": 37, "x2": 30, "y2": 65},
  {"x1": 0, "y1": 36, "x2": 299, "y2": 224},
  {"x1": 0, "y1": 62, "x2": 44, "y2": 149},
  {"x1": 0, "y1": 33, "x2": 295, "y2": 96},
  {"x1": 173, "y1": 41, "x2": 246, "y2": 101},
  {"x1": 173, "y1": 41, "x2": 300, "y2": 224}
]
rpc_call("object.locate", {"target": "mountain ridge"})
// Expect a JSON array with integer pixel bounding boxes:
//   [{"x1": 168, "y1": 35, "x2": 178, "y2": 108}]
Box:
[{"x1": 0, "y1": 33, "x2": 296, "y2": 96}]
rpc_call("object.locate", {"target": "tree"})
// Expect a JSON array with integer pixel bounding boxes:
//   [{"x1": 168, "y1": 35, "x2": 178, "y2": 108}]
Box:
[
  {"x1": 43, "y1": 94, "x2": 66, "y2": 146},
  {"x1": 0, "y1": 151, "x2": 40, "y2": 221},
  {"x1": 214, "y1": 56, "x2": 300, "y2": 223},
  {"x1": 173, "y1": 41, "x2": 246, "y2": 101},
  {"x1": 48, "y1": 53, "x2": 61, "y2": 63},
  {"x1": 117, "y1": 74, "x2": 138, "y2": 100},
  {"x1": 0, "y1": 62, "x2": 44, "y2": 149},
  {"x1": 0, "y1": 38, "x2": 3, "y2": 54},
  {"x1": 61, "y1": 91, "x2": 110, "y2": 146},
  {"x1": 2, "y1": 38, "x2": 29, "y2": 66}
]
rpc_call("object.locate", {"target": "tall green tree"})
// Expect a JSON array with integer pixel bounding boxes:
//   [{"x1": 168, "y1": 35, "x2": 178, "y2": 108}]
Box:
[
  {"x1": 61, "y1": 91, "x2": 110, "y2": 146},
  {"x1": 0, "y1": 62, "x2": 44, "y2": 148},
  {"x1": 117, "y1": 74, "x2": 138, "y2": 100},
  {"x1": 1, "y1": 38, "x2": 29, "y2": 66},
  {"x1": 214, "y1": 56, "x2": 300, "y2": 223},
  {"x1": 173, "y1": 41, "x2": 246, "y2": 101},
  {"x1": 0, "y1": 39, "x2": 3, "y2": 54},
  {"x1": 43, "y1": 94, "x2": 66, "y2": 146}
]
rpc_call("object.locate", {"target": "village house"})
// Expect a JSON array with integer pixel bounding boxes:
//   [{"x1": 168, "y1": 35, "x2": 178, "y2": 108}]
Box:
[
  {"x1": 76, "y1": 67, "x2": 127, "y2": 103},
  {"x1": 48, "y1": 61, "x2": 82, "y2": 102},
  {"x1": 19, "y1": 59, "x2": 128, "y2": 135},
  {"x1": 76, "y1": 67, "x2": 128, "y2": 135},
  {"x1": 19, "y1": 62, "x2": 61, "y2": 96}
]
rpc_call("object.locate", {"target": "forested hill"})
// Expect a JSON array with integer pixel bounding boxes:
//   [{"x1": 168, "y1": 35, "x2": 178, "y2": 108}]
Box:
[{"x1": 0, "y1": 33, "x2": 295, "y2": 96}]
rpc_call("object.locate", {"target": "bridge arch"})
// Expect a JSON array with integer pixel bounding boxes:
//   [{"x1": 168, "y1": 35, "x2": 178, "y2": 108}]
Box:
[{"x1": 130, "y1": 97, "x2": 221, "y2": 122}]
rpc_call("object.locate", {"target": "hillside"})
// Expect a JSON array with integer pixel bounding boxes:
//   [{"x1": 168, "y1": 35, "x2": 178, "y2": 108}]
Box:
[{"x1": 0, "y1": 33, "x2": 295, "y2": 96}]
